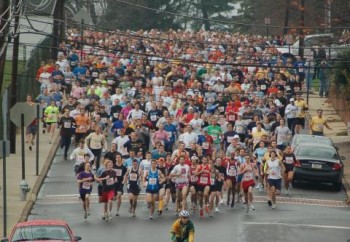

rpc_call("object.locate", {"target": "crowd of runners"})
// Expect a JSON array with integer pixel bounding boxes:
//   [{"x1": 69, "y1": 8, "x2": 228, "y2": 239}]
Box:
[{"x1": 27, "y1": 28, "x2": 324, "y2": 221}]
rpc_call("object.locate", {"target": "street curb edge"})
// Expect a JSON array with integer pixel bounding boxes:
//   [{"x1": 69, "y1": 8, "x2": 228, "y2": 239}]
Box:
[{"x1": 18, "y1": 135, "x2": 60, "y2": 222}]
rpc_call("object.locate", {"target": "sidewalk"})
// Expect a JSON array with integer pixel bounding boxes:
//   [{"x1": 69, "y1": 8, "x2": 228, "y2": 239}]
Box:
[
  {"x1": 0, "y1": 129, "x2": 59, "y2": 235},
  {"x1": 1, "y1": 92, "x2": 350, "y2": 236},
  {"x1": 305, "y1": 91, "x2": 350, "y2": 203}
]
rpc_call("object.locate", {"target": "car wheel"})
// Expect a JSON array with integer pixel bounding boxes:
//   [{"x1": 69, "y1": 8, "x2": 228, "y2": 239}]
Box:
[{"x1": 333, "y1": 182, "x2": 342, "y2": 191}]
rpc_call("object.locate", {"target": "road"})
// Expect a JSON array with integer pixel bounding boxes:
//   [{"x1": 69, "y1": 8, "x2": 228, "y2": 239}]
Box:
[{"x1": 28, "y1": 143, "x2": 350, "y2": 242}]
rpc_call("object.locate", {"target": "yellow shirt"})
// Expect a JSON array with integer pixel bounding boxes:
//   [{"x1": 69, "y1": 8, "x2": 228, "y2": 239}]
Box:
[
  {"x1": 295, "y1": 99, "x2": 308, "y2": 118},
  {"x1": 310, "y1": 116, "x2": 327, "y2": 132},
  {"x1": 252, "y1": 129, "x2": 267, "y2": 146}
]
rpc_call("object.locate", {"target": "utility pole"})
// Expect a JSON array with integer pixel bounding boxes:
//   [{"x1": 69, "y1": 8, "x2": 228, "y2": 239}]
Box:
[
  {"x1": 0, "y1": 0, "x2": 10, "y2": 94},
  {"x1": 9, "y1": 0, "x2": 21, "y2": 153},
  {"x1": 298, "y1": 0, "x2": 306, "y2": 59},
  {"x1": 52, "y1": 0, "x2": 60, "y2": 59},
  {"x1": 284, "y1": 0, "x2": 291, "y2": 35},
  {"x1": 59, "y1": 0, "x2": 66, "y2": 43}
]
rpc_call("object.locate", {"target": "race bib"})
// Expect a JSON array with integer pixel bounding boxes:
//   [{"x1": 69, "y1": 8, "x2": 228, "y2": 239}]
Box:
[
  {"x1": 208, "y1": 97, "x2": 214, "y2": 103},
  {"x1": 228, "y1": 115, "x2": 235, "y2": 121},
  {"x1": 115, "y1": 169, "x2": 122, "y2": 176},
  {"x1": 64, "y1": 122, "x2": 71, "y2": 129},
  {"x1": 227, "y1": 167, "x2": 237, "y2": 176},
  {"x1": 199, "y1": 176, "x2": 208, "y2": 184},
  {"x1": 219, "y1": 106, "x2": 225, "y2": 112},
  {"x1": 129, "y1": 173, "x2": 138, "y2": 181},
  {"x1": 285, "y1": 157, "x2": 293, "y2": 164},
  {"x1": 261, "y1": 84, "x2": 266, "y2": 90},
  {"x1": 82, "y1": 182, "x2": 91, "y2": 190},
  {"x1": 101, "y1": 117, "x2": 108, "y2": 123},
  {"x1": 149, "y1": 177, "x2": 157, "y2": 185},
  {"x1": 211, "y1": 134, "x2": 217, "y2": 141},
  {"x1": 202, "y1": 142, "x2": 209, "y2": 149},
  {"x1": 113, "y1": 113, "x2": 119, "y2": 118},
  {"x1": 227, "y1": 136, "x2": 234, "y2": 143},
  {"x1": 77, "y1": 155, "x2": 85, "y2": 163},
  {"x1": 106, "y1": 177, "x2": 114, "y2": 185},
  {"x1": 190, "y1": 175, "x2": 198, "y2": 183},
  {"x1": 243, "y1": 173, "x2": 253, "y2": 181},
  {"x1": 151, "y1": 115, "x2": 157, "y2": 121},
  {"x1": 166, "y1": 131, "x2": 172, "y2": 138},
  {"x1": 236, "y1": 126, "x2": 243, "y2": 133},
  {"x1": 210, "y1": 177, "x2": 215, "y2": 185}
]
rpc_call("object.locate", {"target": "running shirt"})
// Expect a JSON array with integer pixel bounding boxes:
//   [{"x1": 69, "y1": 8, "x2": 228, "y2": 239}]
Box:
[
  {"x1": 207, "y1": 125, "x2": 222, "y2": 144},
  {"x1": 170, "y1": 164, "x2": 190, "y2": 185},
  {"x1": 140, "y1": 159, "x2": 152, "y2": 177},
  {"x1": 275, "y1": 126, "x2": 291, "y2": 145},
  {"x1": 147, "y1": 169, "x2": 160, "y2": 191},
  {"x1": 44, "y1": 106, "x2": 59, "y2": 123},
  {"x1": 241, "y1": 163, "x2": 254, "y2": 182},
  {"x1": 114, "y1": 163, "x2": 127, "y2": 183},
  {"x1": 226, "y1": 161, "x2": 238, "y2": 177},
  {"x1": 78, "y1": 171, "x2": 94, "y2": 193},
  {"x1": 197, "y1": 164, "x2": 211, "y2": 186},
  {"x1": 190, "y1": 165, "x2": 198, "y2": 184},
  {"x1": 283, "y1": 153, "x2": 296, "y2": 171},
  {"x1": 128, "y1": 167, "x2": 140, "y2": 188},
  {"x1": 100, "y1": 169, "x2": 117, "y2": 191},
  {"x1": 253, "y1": 147, "x2": 267, "y2": 164},
  {"x1": 267, "y1": 159, "x2": 282, "y2": 179}
]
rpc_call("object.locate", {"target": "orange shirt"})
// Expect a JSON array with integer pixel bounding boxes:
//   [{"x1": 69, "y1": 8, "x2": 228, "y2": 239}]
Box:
[{"x1": 75, "y1": 115, "x2": 90, "y2": 133}]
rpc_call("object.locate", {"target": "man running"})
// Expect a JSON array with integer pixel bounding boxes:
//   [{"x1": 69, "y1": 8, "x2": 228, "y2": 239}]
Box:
[{"x1": 123, "y1": 159, "x2": 141, "y2": 217}]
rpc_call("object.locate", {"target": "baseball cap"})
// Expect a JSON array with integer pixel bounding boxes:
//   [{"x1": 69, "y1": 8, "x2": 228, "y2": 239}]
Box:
[
  {"x1": 290, "y1": 98, "x2": 295, "y2": 102},
  {"x1": 233, "y1": 135, "x2": 240, "y2": 139}
]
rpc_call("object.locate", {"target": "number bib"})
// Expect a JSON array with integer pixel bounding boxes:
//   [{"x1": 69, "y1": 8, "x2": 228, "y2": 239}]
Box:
[
  {"x1": 82, "y1": 182, "x2": 91, "y2": 190},
  {"x1": 199, "y1": 176, "x2": 208, "y2": 184},
  {"x1": 148, "y1": 177, "x2": 157, "y2": 185},
  {"x1": 129, "y1": 173, "x2": 138, "y2": 181},
  {"x1": 106, "y1": 177, "x2": 114, "y2": 185}
]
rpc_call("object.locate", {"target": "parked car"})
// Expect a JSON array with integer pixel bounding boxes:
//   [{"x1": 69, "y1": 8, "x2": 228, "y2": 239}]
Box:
[
  {"x1": 290, "y1": 134, "x2": 336, "y2": 151},
  {"x1": 276, "y1": 33, "x2": 350, "y2": 61},
  {"x1": 1, "y1": 220, "x2": 82, "y2": 242},
  {"x1": 292, "y1": 143, "x2": 345, "y2": 191}
]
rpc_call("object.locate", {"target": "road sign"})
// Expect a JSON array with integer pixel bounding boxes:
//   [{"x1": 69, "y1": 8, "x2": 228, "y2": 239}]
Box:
[
  {"x1": 264, "y1": 18, "x2": 271, "y2": 25},
  {"x1": 10, "y1": 102, "x2": 38, "y2": 127}
]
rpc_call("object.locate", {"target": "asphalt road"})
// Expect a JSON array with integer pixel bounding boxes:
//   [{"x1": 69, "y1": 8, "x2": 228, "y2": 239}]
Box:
[{"x1": 27, "y1": 142, "x2": 350, "y2": 242}]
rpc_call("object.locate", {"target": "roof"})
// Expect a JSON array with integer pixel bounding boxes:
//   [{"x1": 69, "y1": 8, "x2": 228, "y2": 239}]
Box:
[{"x1": 14, "y1": 220, "x2": 69, "y2": 227}]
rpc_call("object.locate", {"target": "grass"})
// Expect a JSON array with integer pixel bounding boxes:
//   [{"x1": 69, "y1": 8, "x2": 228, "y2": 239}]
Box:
[{"x1": 3, "y1": 60, "x2": 26, "y2": 88}]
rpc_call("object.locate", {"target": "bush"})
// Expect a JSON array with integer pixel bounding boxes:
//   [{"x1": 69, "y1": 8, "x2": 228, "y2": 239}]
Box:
[{"x1": 334, "y1": 50, "x2": 350, "y2": 86}]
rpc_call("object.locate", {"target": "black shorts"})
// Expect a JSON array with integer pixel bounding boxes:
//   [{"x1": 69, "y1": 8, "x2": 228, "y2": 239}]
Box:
[
  {"x1": 295, "y1": 117, "x2": 305, "y2": 127},
  {"x1": 166, "y1": 181, "x2": 176, "y2": 194},
  {"x1": 114, "y1": 182, "x2": 124, "y2": 194},
  {"x1": 268, "y1": 179, "x2": 282, "y2": 190},
  {"x1": 284, "y1": 165, "x2": 294, "y2": 173},
  {"x1": 146, "y1": 188, "x2": 159, "y2": 194},
  {"x1": 80, "y1": 191, "x2": 91, "y2": 201},
  {"x1": 210, "y1": 185, "x2": 219, "y2": 192},
  {"x1": 127, "y1": 185, "x2": 140, "y2": 196},
  {"x1": 197, "y1": 185, "x2": 209, "y2": 192},
  {"x1": 98, "y1": 185, "x2": 103, "y2": 196}
]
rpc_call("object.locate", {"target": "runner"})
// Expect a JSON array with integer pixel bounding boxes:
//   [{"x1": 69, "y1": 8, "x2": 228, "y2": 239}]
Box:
[
  {"x1": 225, "y1": 156, "x2": 238, "y2": 207},
  {"x1": 195, "y1": 155, "x2": 211, "y2": 217},
  {"x1": 282, "y1": 145, "x2": 297, "y2": 195},
  {"x1": 253, "y1": 141, "x2": 268, "y2": 192},
  {"x1": 143, "y1": 159, "x2": 166, "y2": 219},
  {"x1": 58, "y1": 108, "x2": 76, "y2": 159},
  {"x1": 77, "y1": 162, "x2": 94, "y2": 219},
  {"x1": 170, "y1": 210, "x2": 195, "y2": 242},
  {"x1": 113, "y1": 153, "x2": 127, "y2": 216},
  {"x1": 44, "y1": 101, "x2": 59, "y2": 144},
  {"x1": 208, "y1": 165, "x2": 224, "y2": 217},
  {"x1": 123, "y1": 159, "x2": 141, "y2": 217},
  {"x1": 238, "y1": 154, "x2": 258, "y2": 213},
  {"x1": 70, "y1": 140, "x2": 94, "y2": 173},
  {"x1": 265, "y1": 150, "x2": 285, "y2": 209},
  {"x1": 157, "y1": 158, "x2": 168, "y2": 215},
  {"x1": 170, "y1": 156, "x2": 191, "y2": 214},
  {"x1": 189, "y1": 157, "x2": 199, "y2": 213},
  {"x1": 97, "y1": 159, "x2": 117, "y2": 221}
]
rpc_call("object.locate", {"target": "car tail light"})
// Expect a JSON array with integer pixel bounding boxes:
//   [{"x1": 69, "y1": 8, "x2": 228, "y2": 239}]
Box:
[
  {"x1": 295, "y1": 160, "x2": 301, "y2": 167},
  {"x1": 332, "y1": 163, "x2": 342, "y2": 171}
]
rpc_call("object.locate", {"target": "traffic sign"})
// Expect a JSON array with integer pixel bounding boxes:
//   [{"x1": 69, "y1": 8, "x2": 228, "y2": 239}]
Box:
[
  {"x1": 264, "y1": 18, "x2": 271, "y2": 25},
  {"x1": 10, "y1": 102, "x2": 38, "y2": 127}
]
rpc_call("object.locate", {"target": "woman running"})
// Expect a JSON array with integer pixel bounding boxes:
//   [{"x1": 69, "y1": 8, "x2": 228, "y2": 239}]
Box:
[
  {"x1": 282, "y1": 145, "x2": 296, "y2": 195},
  {"x1": 123, "y1": 159, "x2": 141, "y2": 217},
  {"x1": 77, "y1": 162, "x2": 94, "y2": 219}
]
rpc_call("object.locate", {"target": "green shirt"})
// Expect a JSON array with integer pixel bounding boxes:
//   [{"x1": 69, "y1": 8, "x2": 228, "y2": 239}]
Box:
[
  {"x1": 44, "y1": 106, "x2": 59, "y2": 122},
  {"x1": 207, "y1": 125, "x2": 222, "y2": 144}
]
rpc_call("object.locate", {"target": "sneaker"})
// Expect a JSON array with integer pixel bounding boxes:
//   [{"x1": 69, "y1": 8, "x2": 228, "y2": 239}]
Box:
[
  {"x1": 158, "y1": 210, "x2": 162, "y2": 215},
  {"x1": 226, "y1": 200, "x2": 230, "y2": 206},
  {"x1": 132, "y1": 212, "x2": 136, "y2": 217},
  {"x1": 209, "y1": 212, "x2": 213, "y2": 218},
  {"x1": 230, "y1": 201, "x2": 235, "y2": 208},
  {"x1": 250, "y1": 205, "x2": 255, "y2": 210},
  {"x1": 29, "y1": 146, "x2": 32, "y2": 151},
  {"x1": 108, "y1": 213, "x2": 112, "y2": 221},
  {"x1": 116, "y1": 212, "x2": 120, "y2": 216},
  {"x1": 102, "y1": 214, "x2": 106, "y2": 220},
  {"x1": 149, "y1": 215, "x2": 154, "y2": 220},
  {"x1": 215, "y1": 207, "x2": 220, "y2": 212},
  {"x1": 165, "y1": 205, "x2": 169, "y2": 211},
  {"x1": 267, "y1": 200, "x2": 272, "y2": 207},
  {"x1": 272, "y1": 204, "x2": 277, "y2": 209},
  {"x1": 199, "y1": 208, "x2": 203, "y2": 217},
  {"x1": 255, "y1": 183, "x2": 261, "y2": 189},
  {"x1": 219, "y1": 199, "x2": 224, "y2": 205},
  {"x1": 43, "y1": 130, "x2": 45, "y2": 134},
  {"x1": 285, "y1": 189, "x2": 289, "y2": 195},
  {"x1": 87, "y1": 210, "x2": 91, "y2": 216},
  {"x1": 259, "y1": 186, "x2": 264, "y2": 192},
  {"x1": 84, "y1": 212, "x2": 87, "y2": 219}
]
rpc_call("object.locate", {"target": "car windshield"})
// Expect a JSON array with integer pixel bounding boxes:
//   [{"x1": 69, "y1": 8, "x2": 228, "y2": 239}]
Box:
[
  {"x1": 295, "y1": 136, "x2": 332, "y2": 146},
  {"x1": 296, "y1": 146, "x2": 338, "y2": 160},
  {"x1": 12, "y1": 225, "x2": 71, "y2": 241}
]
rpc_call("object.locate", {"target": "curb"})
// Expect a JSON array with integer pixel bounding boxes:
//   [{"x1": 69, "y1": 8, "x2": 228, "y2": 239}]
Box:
[{"x1": 19, "y1": 135, "x2": 60, "y2": 222}]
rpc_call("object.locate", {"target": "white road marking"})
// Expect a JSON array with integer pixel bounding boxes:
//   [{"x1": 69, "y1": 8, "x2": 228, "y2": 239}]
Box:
[{"x1": 244, "y1": 222, "x2": 350, "y2": 230}]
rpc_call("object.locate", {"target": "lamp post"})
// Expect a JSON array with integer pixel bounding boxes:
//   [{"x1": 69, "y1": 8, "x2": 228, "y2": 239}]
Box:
[{"x1": 264, "y1": 17, "x2": 271, "y2": 39}]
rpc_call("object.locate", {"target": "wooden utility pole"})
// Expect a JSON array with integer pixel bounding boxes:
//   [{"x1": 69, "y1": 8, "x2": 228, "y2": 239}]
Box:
[
  {"x1": 0, "y1": 0, "x2": 10, "y2": 93},
  {"x1": 298, "y1": 0, "x2": 306, "y2": 59},
  {"x1": 9, "y1": 0, "x2": 21, "y2": 153}
]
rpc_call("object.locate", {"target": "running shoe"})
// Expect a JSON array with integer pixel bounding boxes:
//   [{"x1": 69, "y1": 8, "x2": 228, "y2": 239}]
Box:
[
  {"x1": 199, "y1": 208, "x2": 203, "y2": 217},
  {"x1": 116, "y1": 212, "x2": 120, "y2": 216},
  {"x1": 250, "y1": 205, "x2": 255, "y2": 210},
  {"x1": 132, "y1": 212, "x2": 136, "y2": 217},
  {"x1": 215, "y1": 207, "x2": 220, "y2": 212},
  {"x1": 158, "y1": 210, "x2": 163, "y2": 215},
  {"x1": 267, "y1": 200, "x2": 272, "y2": 206},
  {"x1": 219, "y1": 199, "x2": 224, "y2": 205},
  {"x1": 255, "y1": 183, "x2": 260, "y2": 189},
  {"x1": 84, "y1": 212, "x2": 87, "y2": 219},
  {"x1": 29, "y1": 146, "x2": 32, "y2": 151},
  {"x1": 87, "y1": 210, "x2": 91, "y2": 216},
  {"x1": 165, "y1": 205, "x2": 169, "y2": 210},
  {"x1": 285, "y1": 189, "x2": 289, "y2": 195},
  {"x1": 259, "y1": 186, "x2": 264, "y2": 192},
  {"x1": 102, "y1": 214, "x2": 106, "y2": 220},
  {"x1": 272, "y1": 204, "x2": 277, "y2": 209},
  {"x1": 230, "y1": 201, "x2": 235, "y2": 208},
  {"x1": 209, "y1": 212, "x2": 213, "y2": 218},
  {"x1": 226, "y1": 200, "x2": 230, "y2": 206},
  {"x1": 149, "y1": 215, "x2": 154, "y2": 220}
]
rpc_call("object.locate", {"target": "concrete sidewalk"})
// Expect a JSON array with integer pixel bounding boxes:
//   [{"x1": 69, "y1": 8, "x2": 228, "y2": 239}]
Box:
[
  {"x1": 305, "y1": 92, "x2": 350, "y2": 203},
  {"x1": 0, "y1": 129, "x2": 59, "y2": 236},
  {"x1": 1, "y1": 92, "x2": 350, "y2": 236}
]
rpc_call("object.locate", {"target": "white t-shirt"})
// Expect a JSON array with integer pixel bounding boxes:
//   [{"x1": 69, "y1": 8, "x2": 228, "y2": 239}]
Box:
[
  {"x1": 140, "y1": 159, "x2": 151, "y2": 176},
  {"x1": 170, "y1": 164, "x2": 190, "y2": 184},
  {"x1": 112, "y1": 136, "x2": 130, "y2": 156},
  {"x1": 178, "y1": 132, "x2": 198, "y2": 149}
]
